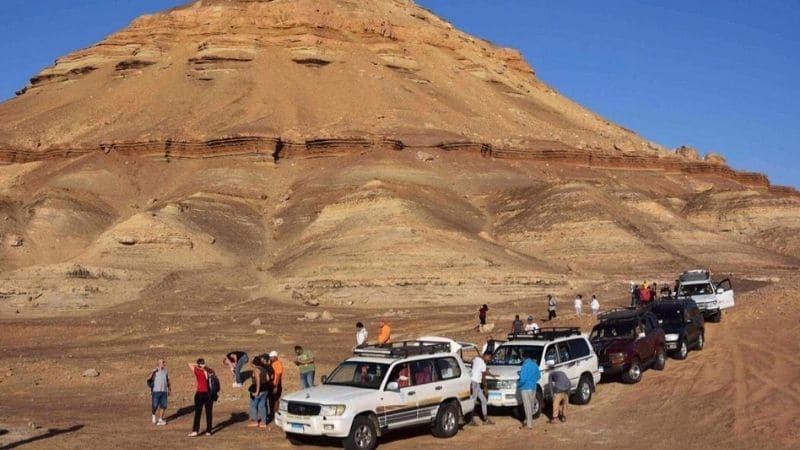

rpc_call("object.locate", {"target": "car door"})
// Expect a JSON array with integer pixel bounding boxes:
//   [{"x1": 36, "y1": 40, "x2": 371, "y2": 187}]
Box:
[
  {"x1": 715, "y1": 279, "x2": 735, "y2": 309},
  {"x1": 640, "y1": 315, "x2": 657, "y2": 361},
  {"x1": 683, "y1": 307, "x2": 698, "y2": 344},
  {"x1": 379, "y1": 363, "x2": 420, "y2": 430},
  {"x1": 541, "y1": 344, "x2": 559, "y2": 398},
  {"x1": 410, "y1": 359, "x2": 440, "y2": 423},
  {"x1": 555, "y1": 341, "x2": 579, "y2": 390}
]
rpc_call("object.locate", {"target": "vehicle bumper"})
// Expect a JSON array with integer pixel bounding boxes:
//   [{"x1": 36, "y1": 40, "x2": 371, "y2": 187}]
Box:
[
  {"x1": 599, "y1": 363, "x2": 626, "y2": 376},
  {"x1": 275, "y1": 411, "x2": 351, "y2": 438},
  {"x1": 486, "y1": 389, "x2": 520, "y2": 407}
]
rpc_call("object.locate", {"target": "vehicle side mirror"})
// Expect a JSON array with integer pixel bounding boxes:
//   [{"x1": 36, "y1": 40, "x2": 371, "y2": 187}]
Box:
[
  {"x1": 386, "y1": 382, "x2": 399, "y2": 392},
  {"x1": 545, "y1": 359, "x2": 556, "y2": 368},
  {"x1": 321, "y1": 375, "x2": 328, "y2": 384},
  {"x1": 716, "y1": 288, "x2": 724, "y2": 294}
]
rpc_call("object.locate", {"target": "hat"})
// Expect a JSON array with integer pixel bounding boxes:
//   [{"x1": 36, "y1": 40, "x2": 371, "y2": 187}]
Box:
[
  {"x1": 269, "y1": 351, "x2": 278, "y2": 358},
  {"x1": 527, "y1": 315, "x2": 534, "y2": 321}
]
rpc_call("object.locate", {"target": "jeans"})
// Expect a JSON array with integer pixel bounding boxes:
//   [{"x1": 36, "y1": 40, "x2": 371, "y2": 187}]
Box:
[
  {"x1": 234, "y1": 354, "x2": 249, "y2": 384},
  {"x1": 192, "y1": 392, "x2": 213, "y2": 433},
  {"x1": 470, "y1": 381, "x2": 487, "y2": 420},
  {"x1": 151, "y1": 391, "x2": 168, "y2": 413},
  {"x1": 249, "y1": 392, "x2": 268, "y2": 422},
  {"x1": 269, "y1": 383, "x2": 282, "y2": 420},
  {"x1": 520, "y1": 389, "x2": 535, "y2": 428},
  {"x1": 300, "y1": 371, "x2": 315, "y2": 389}
]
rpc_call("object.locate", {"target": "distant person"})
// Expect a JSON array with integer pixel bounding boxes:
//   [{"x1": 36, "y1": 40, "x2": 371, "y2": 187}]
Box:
[
  {"x1": 268, "y1": 351, "x2": 283, "y2": 422},
  {"x1": 590, "y1": 295, "x2": 600, "y2": 315},
  {"x1": 477, "y1": 304, "x2": 489, "y2": 331},
  {"x1": 649, "y1": 283, "x2": 657, "y2": 302},
  {"x1": 377, "y1": 319, "x2": 392, "y2": 345},
  {"x1": 660, "y1": 286, "x2": 672, "y2": 300},
  {"x1": 147, "y1": 359, "x2": 170, "y2": 426},
  {"x1": 356, "y1": 322, "x2": 368, "y2": 347},
  {"x1": 548, "y1": 369, "x2": 570, "y2": 423},
  {"x1": 511, "y1": 314, "x2": 524, "y2": 334},
  {"x1": 632, "y1": 284, "x2": 641, "y2": 307},
  {"x1": 481, "y1": 336, "x2": 498, "y2": 355},
  {"x1": 188, "y1": 358, "x2": 213, "y2": 437},
  {"x1": 639, "y1": 284, "x2": 652, "y2": 305},
  {"x1": 248, "y1": 357, "x2": 270, "y2": 428},
  {"x1": 574, "y1": 295, "x2": 583, "y2": 316},
  {"x1": 518, "y1": 351, "x2": 541, "y2": 430},
  {"x1": 547, "y1": 295, "x2": 557, "y2": 321},
  {"x1": 524, "y1": 315, "x2": 539, "y2": 333},
  {"x1": 468, "y1": 352, "x2": 497, "y2": 426},
  {"x1": 223, "y1": 351, "x2": 249, "y2": 388},
  {"x1": 294, "y1": 346, "x2": 316, "y2": 388}
]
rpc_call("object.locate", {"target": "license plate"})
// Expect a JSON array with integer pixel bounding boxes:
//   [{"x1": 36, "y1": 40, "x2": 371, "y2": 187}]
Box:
[
  {"x1": 291, "y1": 423, "x2": 305, "y2": 432},
  {"x1": 488, "y1": 391, "x2": 502, "y2": 401}
]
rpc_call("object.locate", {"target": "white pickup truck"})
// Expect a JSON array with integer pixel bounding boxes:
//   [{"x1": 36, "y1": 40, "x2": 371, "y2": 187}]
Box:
[{"x1": 675, "y1": 269, "x2": 735, "y2": 322}]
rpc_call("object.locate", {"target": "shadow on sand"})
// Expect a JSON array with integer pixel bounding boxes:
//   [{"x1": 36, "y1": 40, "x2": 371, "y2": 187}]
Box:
[{"x1": 0, "y1": 424, "x2": 84, "y2": 450}]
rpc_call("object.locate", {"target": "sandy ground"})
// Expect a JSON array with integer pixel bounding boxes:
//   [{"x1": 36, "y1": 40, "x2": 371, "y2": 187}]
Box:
[{"x1": 1, "y1": 271, "x2": 799, "y2": 450}]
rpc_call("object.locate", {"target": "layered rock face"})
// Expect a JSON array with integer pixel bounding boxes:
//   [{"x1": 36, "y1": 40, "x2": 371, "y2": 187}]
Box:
[{"x1": 0, "y1": 0, "x2": 797, "y2": 315}]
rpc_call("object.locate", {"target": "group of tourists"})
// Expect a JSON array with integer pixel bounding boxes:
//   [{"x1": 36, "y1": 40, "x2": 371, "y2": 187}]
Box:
[
  {"x1": 477, "y1": 294, "x2": 603, "y2": 333},
  {"x1": 630, "y1": 280, "x2": 674, "y2": 307},
  {"x1": 573, "y1": 294, "x2": 601, "y2": 316}
]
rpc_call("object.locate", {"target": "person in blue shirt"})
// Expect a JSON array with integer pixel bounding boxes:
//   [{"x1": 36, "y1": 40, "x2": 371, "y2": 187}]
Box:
[{"x1": 517, "y1": 351, "x2": 541, "y2": 430}]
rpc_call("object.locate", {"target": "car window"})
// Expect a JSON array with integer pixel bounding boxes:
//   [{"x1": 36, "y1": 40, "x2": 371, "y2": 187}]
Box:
[
  {"x1": 326, "y1": 362, "x2": 389, "y2": 390},
  {"x1": 680, "y1": 283, "x2": 713, "y2": 297},
  {"x1": 435, "y1": 357, "x2": 461, "y2": 381},
  {"x1": 493, "y1": 345, "x2": 544, "y2": 366},
  {"x1": 568, "y1": 338, "x2": 591, "y2": 359},
  {"x1": 411, "y1": 359, "x2": 436, "y2": 385},
  {"x1": 556, "y1": 342, "x2": 571, "y2": 362},
  {"x1": 544, "y1": 345, "x2": 558, "y2": 364},
  {"x1": 388, "y1": 363, "x2": 412, "y2": 388}
]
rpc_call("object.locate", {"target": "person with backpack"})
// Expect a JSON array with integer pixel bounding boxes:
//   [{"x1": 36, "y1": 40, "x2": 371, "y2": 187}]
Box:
[
  {"x1": 223, "y1": 351, "x2": 249, "y2": 388},
  {"x1": 188, "y1": 358, "x2": 216, "y2": 437},
  {"x1": 147, "y1": 359, "x2": 170, "y2": 426},
  {"x1": 248, "y1": 356, "x2": 271, "y2": 428}
]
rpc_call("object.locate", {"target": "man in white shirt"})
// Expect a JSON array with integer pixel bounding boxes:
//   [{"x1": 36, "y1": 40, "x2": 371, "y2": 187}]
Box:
[
  {"x1": 524, "y1": 315, "x2": 539, "y2": 333},
  {"x1": 590, "y1": 295, "x2": 600, "y2": 315},
  {"x1": 469, "y1": 353, "x2": 497, "y2": 426},
  {"x1": 355, "y1": 322, "x2": 368, "y2": 347},
  {"x1": 574, "y1": 295, "x2": 583, "y2": 317}
]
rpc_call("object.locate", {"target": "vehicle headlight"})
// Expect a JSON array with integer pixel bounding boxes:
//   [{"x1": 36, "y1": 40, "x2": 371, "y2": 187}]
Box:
[
  {"x1": 320, "y1": 405, "x2": 346, "y2": 416},
  {"x1": 279, "y1": 399, "x2": 288, "y2": 412},
  {"x1": 609, "y1": 352, "x2": 626, "y2": 364},
  {"x1": 665, "y1": 333, "x2": 679, "y2": 342}
]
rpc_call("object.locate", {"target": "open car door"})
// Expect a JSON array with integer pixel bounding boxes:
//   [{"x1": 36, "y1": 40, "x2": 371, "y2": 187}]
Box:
[{"x1": 715, "y1": 279, "x2": 735, "y2": 309}]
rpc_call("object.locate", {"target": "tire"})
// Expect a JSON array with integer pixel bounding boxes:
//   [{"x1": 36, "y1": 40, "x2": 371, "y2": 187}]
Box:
[
  {"x1": 674, "y1": 339, "x2": 688, "y2": 360},
  {"x1": 343, "y1": 415, "x2": 378, "y2": 450},
  {"x1": 621, "y1": 357, "x2": 642, "y2": 384},
  {"x1": 710, "y1": 310, "x2": 722, "y2": 323},
  {"x1": 695, "y1": 331, "x2": 705, "y2": 351},
  {"x1": 569, "y1": 374, "x2": 593, "y2": 405},
  {"x1": 653, "y1": 346, "x2": 666, "y2": 371},
  {"x1": 432, "y1": 401, "x2": 459, "y2": 438}
]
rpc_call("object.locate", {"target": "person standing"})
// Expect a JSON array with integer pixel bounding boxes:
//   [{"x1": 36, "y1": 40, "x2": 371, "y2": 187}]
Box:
[
  {"x1": 147, "y1": 359, "x2": 170, "y2": 426},
  {"x1": 639, "y1": 283, "x2": 652, "y2": 306},
  {"x1": 574, "y1": 295, "x2": 583, "y2": 317},
  {"x1": 294, "y1": 346, "x2": 315, "y2": 388},
  {"x1": 511, "y1": 314, "x2": 524, "y2": 334},
  {"x1": 468, "y1": 352, "x2": 496, "y2": 426},
  {"x1": 223, "y1": 351, "x2": 249, "y2": 388},
  {"x1": 590, "y1": 295, "x2": 600, "y2": 315},
  {"x1": 248, "y1": 357, "x2": 270, "y2": 428},
  {"x1": 547, "y1": 295, "x2": 557, "y2": 321},
  {"x1": 524, "y1": 315, "x2": 539, "y2": 333},
  {"x1": 268, "y1": 351, "x2": 284, "y2": 422},
  {"x1": 188, "y1": 358, "x2": 213, "y2": 437},
  {"x1": 377, "y1": 319, "x2": 392, "y2": 345},
  {"x1": 477, "y1": 304, "x2": 489, "y2": 331},
  {"x1": 518, "y1": 351, "x2": 541, "y2": 430},
  {"x1": 355, "y1": 322, "x2": 368, "y2": 347},
  {"x1": 548, "y1": 369, "x2": 570, "y2": 423}
]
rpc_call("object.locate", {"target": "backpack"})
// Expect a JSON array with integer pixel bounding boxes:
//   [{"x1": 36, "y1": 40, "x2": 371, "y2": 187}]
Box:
[{"x1": 208, "y1": 373, "x2": 221, "y2": 401}]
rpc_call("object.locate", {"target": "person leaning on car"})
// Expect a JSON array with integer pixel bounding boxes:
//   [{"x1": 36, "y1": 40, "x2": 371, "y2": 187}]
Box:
[{"x1": 548, "y1": 369, "x2": 570, "y2": 424}]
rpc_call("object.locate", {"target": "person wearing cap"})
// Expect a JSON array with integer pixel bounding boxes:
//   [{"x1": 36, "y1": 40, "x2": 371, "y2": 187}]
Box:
[
  {"x1": 524, "y1": 315, "x2": 539, "y2": 333},
  {"x1": 268, "y1": 351, "x2": 283, "y2": 422},
  {"x1": 187, "y1": 358, "x2": 213, "y2": 437},
  {"x1": 294, "y1": 346, "x2": 315, "y2": 389},
  {"x1": 355, "y1": 322, "x2": 368, "y2": 347},
  {"x1": 377, "y1": 319, "x2": 391, "y2": 345}
]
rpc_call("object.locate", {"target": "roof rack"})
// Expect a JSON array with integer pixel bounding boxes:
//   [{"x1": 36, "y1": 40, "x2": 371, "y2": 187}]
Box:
[
  {"x1": 598, "y1": 307, "x2": 650, "y2": 321},
  {"x1": 353, "y1": 341, "x2": 451, "y2": 359},
  {"x1": 507, "y1": 327, "x2": 581, "y2": 341}
]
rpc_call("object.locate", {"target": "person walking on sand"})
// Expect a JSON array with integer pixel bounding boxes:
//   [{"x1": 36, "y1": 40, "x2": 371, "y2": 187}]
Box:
[
  {"x1": 268, "y1": 351, "x2": 283, "y2": 423},
  {"x1": 147, "y1": 359, "x2": 171, "y2": 426},
  {"x1": 547, "y1": 295, "x2": 557, "y2": 321},
  {"x1": 356, "y1": 322, "x2": 368, "y2": 347},
  {"x1": 223, "y1": 351, "x2": 249, "y2": 388},
  {"x1": 591, "y1": 295, "x2": 600, "y2": 315},
  {"x1": 468, "y1": 352, "x2": 497, "y2": 426},
  {"x1": 247, "y1": 357, "x2": 270, "y2": 428},
  {"x1": 294, "y1": 346, "x2": 316, "y2": 388},
  {"x1": 476, "y1": 304, "x2": 489, "y2": 331},
  {"x1": 518, "y1": 351, "x2": 541, "y2": 430},
  {"x1": 511, "y1": 314, "x2": 524, "y2": 334},
  {"x1": 548, "y1": 369, "x2": 570, "y2": 424},
  {"x1": 188, "y1": 358, "x2": 213, "y2": 437},
  {"x1": 574, "y1": 295, "x2": 583, "y2": 317},
  {"x1": 377, "y1": 319, "x2": 392, "y2": 345}
]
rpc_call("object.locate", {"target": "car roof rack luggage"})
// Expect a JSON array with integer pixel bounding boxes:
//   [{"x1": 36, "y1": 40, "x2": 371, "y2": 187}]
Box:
[
  {"x1": 353, "y1": 341, "x2": 451, "y2": 358},
  {"x1": 506, "y1": 327, "x2": 581, "y2": 341}
]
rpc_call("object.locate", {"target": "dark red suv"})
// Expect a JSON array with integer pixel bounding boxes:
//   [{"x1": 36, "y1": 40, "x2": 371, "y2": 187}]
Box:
[{"x1": 589, "y1": 307, "x2": 667, "y2": 383}]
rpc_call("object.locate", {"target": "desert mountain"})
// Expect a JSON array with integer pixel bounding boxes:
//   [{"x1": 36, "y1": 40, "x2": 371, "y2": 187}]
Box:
[{"x1": 0, "y1": 0, "x2": 798, "y2": 315}]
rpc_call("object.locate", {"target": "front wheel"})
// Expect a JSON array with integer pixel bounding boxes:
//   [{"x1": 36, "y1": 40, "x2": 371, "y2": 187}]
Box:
[
  {"x1": 570, "y1": 374, "x2": 593, "y2": 405},
  {"x1": 653, "y1": 346, "x2": 666, "y2": 370},
  {"x1": 432, "y1": 401, "x2": 459, "y2": 438},
  {"x1": 710, "y1": 310, "x2": 722, "y2": 323},
  {"x1": 695, "y1": 331, "x2": 705, "y2": 351},
  {"x1": 343, "y1": 416, "x2": 377, "y2": 450},
  {"x1": 621, "y1": 357, "x2": 642, "y2": 384},
  {"x1": 675, "y1": 340, "x2": 688, "y2": 360}
]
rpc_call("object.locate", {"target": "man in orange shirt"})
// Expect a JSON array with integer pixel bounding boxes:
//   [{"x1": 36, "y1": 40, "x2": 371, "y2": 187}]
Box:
[
  {"x1": 378, "y1": 319, "x2": 391, "y2": 345},
  {"x1": 268, "y1": 351, "x2": 283, "y2": 423}
]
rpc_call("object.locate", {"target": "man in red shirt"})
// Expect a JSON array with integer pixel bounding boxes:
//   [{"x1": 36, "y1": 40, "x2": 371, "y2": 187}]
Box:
[{"x1": 188, "y1": 358, "x2": 213, "y2": 437}]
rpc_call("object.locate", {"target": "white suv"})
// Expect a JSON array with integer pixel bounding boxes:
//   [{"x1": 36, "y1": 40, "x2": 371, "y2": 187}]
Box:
[
  {"x1": 276, "y1": 338, "x2": 475, "y2": 450},
  {"x1": 676, "y1": 269, "x2": 735, "y2": 322},
  {"x1": 485, "y1": 328, "x2": 602, "y2": 418}
]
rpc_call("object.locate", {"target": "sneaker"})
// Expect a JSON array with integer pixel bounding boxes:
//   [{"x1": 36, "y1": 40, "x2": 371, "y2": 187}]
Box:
[
  {"x1": 204, "y1": 432, "x2": 212, "y2": 436},
  {"x1": 258, "y1": 424, "x2": 268, "y2": 429},
  {"x1": 152, "y1": 414, "x2": 157, "y2": 424},
  {"x1": 232, "y1": 382, "x2": 243, "y2": 388},
  {"x1": 483, "y1": 418, "x2": 496, "y2": 425},
  {"x1": 188, "y1": 432, "x2": 198, "y2": 437},
  {"x1": 247, "y1": 421, "x2": 259, "y2": 428},
  {"x1": 156, "y1": 419, "x2": 167, "y2": 426}
]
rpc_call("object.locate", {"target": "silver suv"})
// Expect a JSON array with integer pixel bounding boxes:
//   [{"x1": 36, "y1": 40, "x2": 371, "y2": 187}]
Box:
[
  {"x1": 485, "y1": 328, "x2": 602, "y2": 419},
  {"x1": 676, "y1": 269, "x2": 735, "y2": 322}
]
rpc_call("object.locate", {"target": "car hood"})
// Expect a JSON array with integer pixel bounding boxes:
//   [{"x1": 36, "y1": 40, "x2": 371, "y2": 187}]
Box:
[
  {"x1": 591, "y1": 337, "x2": 632, "y2": 354},
  {"x1": 282, "y1": 384, "x2": 376, "y2": 404},
  {"x1": 486, "y1": 365, "x2": 522, "y2": 380}
]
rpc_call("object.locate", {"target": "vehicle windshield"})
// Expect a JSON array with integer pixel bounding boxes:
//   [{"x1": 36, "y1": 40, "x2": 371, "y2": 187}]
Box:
[
  {"x1": 653, "y1": 307, "x2": 684, "y2": 327},
  {"x1": 679, "y1": 283, "x2": 713, "y2": 297},
  {"x1": 590, "y1": 321, "x2": 637, "y2": 339},
  {"x1": 491, "y1": 345, "x2": 543, "y2": 366},
  {"x1": 324, "y1": 361, "x2": 389, "y2": 389}
]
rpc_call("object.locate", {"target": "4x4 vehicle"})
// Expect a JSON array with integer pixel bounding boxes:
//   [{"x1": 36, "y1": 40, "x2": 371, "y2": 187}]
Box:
[
  {"x1": 276, "y1": 338, "x2": 475, "y2": 450},
  {"x1": 485, "y1": 328, "x2": 602, "y2": 419},
  {"x1": 676, "y1": 269, "x2": 735, "y2": 322},
  {"x1": 651, "y1": 298, "x2": 705, "y2": 360},
  {"x1": 590, "y1": 308, "x2": 667, "y2": 384}
]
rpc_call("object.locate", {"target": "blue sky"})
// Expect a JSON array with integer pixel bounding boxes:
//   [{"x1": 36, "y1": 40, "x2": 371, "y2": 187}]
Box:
[{"x1": 1, "y1": 1, "x2": 797, "y2": 187}]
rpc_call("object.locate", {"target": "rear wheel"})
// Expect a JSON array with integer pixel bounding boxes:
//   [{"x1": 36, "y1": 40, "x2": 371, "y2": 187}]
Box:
[
  {"x1": 621, "y1": 357, "x2": 642, "y2": 384},
  {"x1": 695, "y1": 331, "x2": 705, "y2": 351},
  {"x1": 675, "y1": 339, "x2": 689, "y2": 360},
  {"x1": 710, "y1": 310, "x2": 722, "y2": 323},
  {"x1": 343, "y1": 416, "x2": 377, "y2": 450},
  {"x1": 653, "y1": 346, "x2": 666, "y2": 370},
  {"x1": 570, "y1": 374, "x2": 593, "y2": 405},
  {"x1": 432, "y1": 401, "x2": 459, "y2": 438}
]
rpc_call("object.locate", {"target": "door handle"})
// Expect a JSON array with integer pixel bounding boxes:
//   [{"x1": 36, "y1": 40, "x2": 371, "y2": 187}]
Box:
[
  {"x1": 407, "y1": 391, "x2": 416, "y2": 396},
  {"x1": 435, "y1": 386, "x2": 443, "y2": 391}
]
